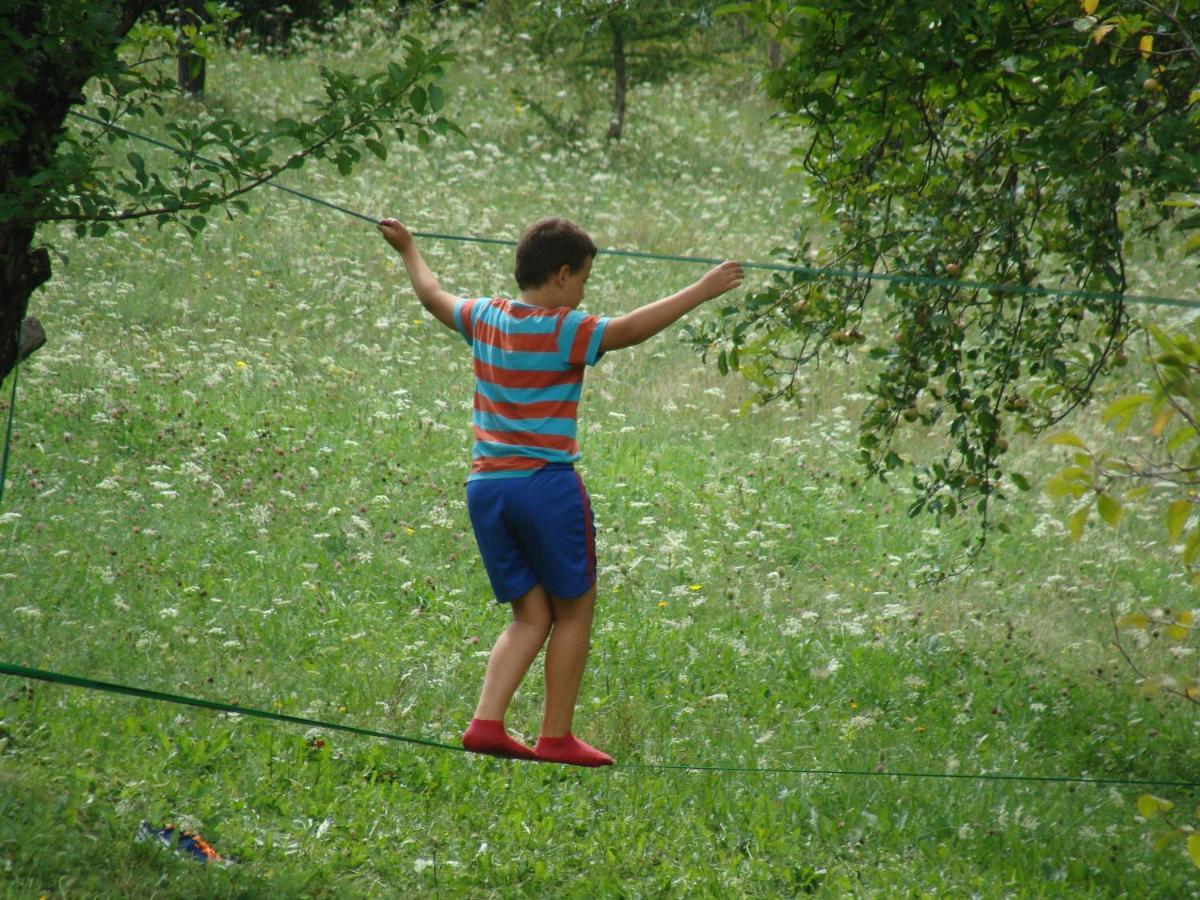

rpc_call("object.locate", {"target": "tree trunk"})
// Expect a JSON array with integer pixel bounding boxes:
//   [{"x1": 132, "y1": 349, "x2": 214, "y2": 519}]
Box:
[
  {"x1": 606, "y1": 15, "x2": 627, "y2": 142},
  {"x1": 0, "y1": 222, "x2": 50, "y2": 380},
  {"x1": 177, "y1": 0, "x2": 207, "y2": 96},
  {"x1": 0, "y1": 2, "x2": 153, "y2": 382}
]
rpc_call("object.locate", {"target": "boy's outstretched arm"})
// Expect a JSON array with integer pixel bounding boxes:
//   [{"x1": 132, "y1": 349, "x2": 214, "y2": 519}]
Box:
[
  {"x1": 600, "y1": 260, "x2": 743, "y2": 352},
  {"x1": 378, "y1": 218, "x2": 457, "y2": 331}
]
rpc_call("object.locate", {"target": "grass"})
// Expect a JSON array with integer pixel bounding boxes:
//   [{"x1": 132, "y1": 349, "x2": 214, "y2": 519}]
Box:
[{"x1": 2, "y1": 11, "x2": 1199, "y2": 897}]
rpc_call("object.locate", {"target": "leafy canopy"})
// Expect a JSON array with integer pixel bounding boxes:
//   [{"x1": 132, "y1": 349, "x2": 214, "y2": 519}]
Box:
[
  {"x1": 1, "y1": 1, "x2": 455, "y2": 240},
  {"x1": 703, "y1": 0, "x2": 1200, "y2": 537}
]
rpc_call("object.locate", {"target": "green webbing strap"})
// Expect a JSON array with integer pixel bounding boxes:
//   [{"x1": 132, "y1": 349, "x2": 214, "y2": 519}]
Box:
[
  {"x1": 0, "y1": 320, "x2": 21, "y2": 511},
  {"x1": 0, "y1": 661, "x2": 462, "y2": 753},
  {"x1": 4, "y1": 661, "x2": 1197, "y2": 789},
  {"x1": 67, "y1": 111, "x2": 1200, "y2": 311}
]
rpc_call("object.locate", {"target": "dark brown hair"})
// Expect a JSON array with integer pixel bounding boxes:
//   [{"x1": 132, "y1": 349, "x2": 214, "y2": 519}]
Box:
[{"x1": 514, "y1": 217, "x2": 597, "y2": 290}]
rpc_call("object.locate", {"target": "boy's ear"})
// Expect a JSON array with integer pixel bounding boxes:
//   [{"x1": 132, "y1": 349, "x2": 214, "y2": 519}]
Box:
[{"x1": 555, "y1": 264, "x2": 574, "y2": 283}]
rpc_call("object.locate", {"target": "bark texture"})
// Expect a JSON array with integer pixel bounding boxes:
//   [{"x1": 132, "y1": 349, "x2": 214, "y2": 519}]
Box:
[
  {"x1": 1, "y1": 1, "x2": 153, "y2": 381},
  {"x1": 177, "y1": 0, "x2": 207, "y2": 96},
  {"x1": 606, "y1": 15, "x2": 627, "y2": 142}
]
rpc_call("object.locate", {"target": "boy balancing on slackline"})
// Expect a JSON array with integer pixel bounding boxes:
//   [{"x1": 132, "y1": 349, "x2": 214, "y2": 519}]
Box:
[{"x1": 378, "y1": 216, "x2": 743, "y2": 767}]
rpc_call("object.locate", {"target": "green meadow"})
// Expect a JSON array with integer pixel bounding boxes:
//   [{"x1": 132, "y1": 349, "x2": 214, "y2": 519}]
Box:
[{"x1": 2, "y1": 12, "x2": 1197, "y2": 897}]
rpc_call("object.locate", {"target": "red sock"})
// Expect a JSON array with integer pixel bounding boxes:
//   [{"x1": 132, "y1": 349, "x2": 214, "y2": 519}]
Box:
[
  {"x1": 534, "y1": 733, "x2": 613, "y2": 767},
  {"x1": 462, "y1": 719, "x2": 538, "y2": 760}
]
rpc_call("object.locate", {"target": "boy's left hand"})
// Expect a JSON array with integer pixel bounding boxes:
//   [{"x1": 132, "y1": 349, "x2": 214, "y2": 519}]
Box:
[
  {"x1": 377, "y1": 218, "x2": 413, "y2": 253},
  {"x1": 697, "y1": 260, "x2": 744, "y2": 300}
]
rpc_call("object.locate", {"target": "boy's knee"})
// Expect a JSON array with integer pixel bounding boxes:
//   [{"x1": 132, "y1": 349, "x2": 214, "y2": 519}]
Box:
[
  {"x1": 512, "y1": 584, "x2": 554, "y2": 630},
  {"x1": 551, "y1": 585, "x2": 596, "y2": 617}
]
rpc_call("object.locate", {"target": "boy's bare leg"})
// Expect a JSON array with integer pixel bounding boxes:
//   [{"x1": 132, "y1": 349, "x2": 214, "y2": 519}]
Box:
[
  {"x1": 531, "y1": 585, "x2": 611, "y2": 766},
  {"x1": 473, "y1": 583, "x2": 552, "y2": 722},
  {"x1": 540, "y1": 585, "x2": 596, "y2": 737}
]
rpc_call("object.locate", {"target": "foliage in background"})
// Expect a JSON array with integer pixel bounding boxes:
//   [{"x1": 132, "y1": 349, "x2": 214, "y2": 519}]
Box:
[
  {"x1": 1047, "y1": 321, "x2": 1200, "y2": 738},
  {"x1": 0, "y1": 0, "x2": 453, "y2": 381},
  {"x1": 491, "y1": 0, "x2": 740, "y2": 141},
  {"x1": 1136, "y1": 792, "x2": 1200, "y2": 871},
  {"x1": 700, "y1": 0, "x2": 1200, "y2": 542},
  {"x1": 142, "y1": 0, "x2": 419, "y2": 50}
]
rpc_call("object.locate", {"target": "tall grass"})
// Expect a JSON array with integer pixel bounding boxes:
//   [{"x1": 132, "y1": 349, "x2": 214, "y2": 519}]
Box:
[{"x1": 1, "y1": 13, "x2": 1196, "y2": 897}]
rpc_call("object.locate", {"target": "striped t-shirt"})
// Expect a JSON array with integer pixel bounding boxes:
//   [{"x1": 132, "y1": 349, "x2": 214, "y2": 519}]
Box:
[{"x1": 453, "y1": 297, "x2": 609, "y2": 481}]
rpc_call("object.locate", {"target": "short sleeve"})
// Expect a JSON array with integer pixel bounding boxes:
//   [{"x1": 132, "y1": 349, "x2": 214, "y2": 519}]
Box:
[
  {"x1": 453, "y1": 297, "x2": 478, "y2": 346},
  {"x1": 556, "y1": 309, "x2": 610, "y2": 367}
]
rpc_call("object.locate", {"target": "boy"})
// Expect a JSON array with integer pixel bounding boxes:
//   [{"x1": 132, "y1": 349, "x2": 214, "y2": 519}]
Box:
[{"x1": 378, "y1": 216, "x2": 743, "y2": 766}]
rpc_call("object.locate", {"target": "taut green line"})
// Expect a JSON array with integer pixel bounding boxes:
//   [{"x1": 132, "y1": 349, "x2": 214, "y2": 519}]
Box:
[
  {"x1": 4, "y1": 661, "x2": 1197, "y2": 789},
  {"x1": 65, "y1": 111, "x2": 1200, "y2": 311}
]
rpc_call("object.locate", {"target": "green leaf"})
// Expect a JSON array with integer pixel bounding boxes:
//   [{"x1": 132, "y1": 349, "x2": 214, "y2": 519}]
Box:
[
  {"x1": 410, "y1": 86, "x2": 427, "y2": 113},
  {"x1": 1167, "y1": 501, "x2": 1192, "y2": 543},
  {"x1": 1044, "y1": 431, "x2": 1089, "y2": 450},
  {"x1": 1148, "y1": 323, "x2": 1176, "y2": 355},
  {"x1": 1188, "y1": 834, "x2": 1200, "y2": 870},
  {"x1": 364, "y1": 138, "x2": 387, "y2": 161},
  {"x1": 1167, "y1": 610, "x2": 1194, "y2": 642},
  {"x1": 717, "y1": 349, "x2": 728, "y2": 376},
  {"x1": 1167, "y1": 425, "x2": 1198, "y2": 454},
  {"x1": 1101, "y1": 393, "x2": 1152, "y2": 431},
  {"x1": 1153, "y1": 828, "x2": 1184, "y2": 852},
  {"x1": 1044, "y1": 467, "x2": 1090, "y2": 499},
  {"x1": 1096, "y1": 494, "x2": 1122, "y2": 528},
  {"x1": 1009, "y1": 471, "x2": 1031, "y2": 491},
  {"x1": 1068, "y1": 505, "x2": 1090, "y2": 542},
  {"x1": 1185, "y1": 530, "x2": 1200, "y2": 567},
  {"x1": 1138, "y1": 794, "x2": 1174, "y2": 819},
  {"x1": 1151, "y1": 405, "x2": 1176, "y2": 438},
  {"x1": 1117, "y1": 611, "x2": 1150, "y2": 630},
  {"x1": 428, "y1": 83, "x2": 444, "y2": 113}
]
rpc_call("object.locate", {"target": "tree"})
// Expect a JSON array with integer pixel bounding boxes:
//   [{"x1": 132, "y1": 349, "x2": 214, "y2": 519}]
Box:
[
  {"x1": 1045, "y1": 316, "x2": 1200, "y2": 865},
  {"x1": 177, "y1": 0, "x2": 208, "y2": 96},
  {"x1": 0, "y1": 1, "x2": 454, "y2": 382},
  {"x1": 701, "y1": 0, "x2": 1200, "y2": 539},
  {"x1": 1047, "y1": 317, "x2": 1200, "y2": 692},
  {"x1": 500, "y1": 0, "x2": 729, "y2": 141}
]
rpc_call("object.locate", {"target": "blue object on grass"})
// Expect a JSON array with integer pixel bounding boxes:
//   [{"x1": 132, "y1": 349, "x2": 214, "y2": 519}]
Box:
[{"x1": 138, "y1": 821, "x2": 226, "y2": 863}]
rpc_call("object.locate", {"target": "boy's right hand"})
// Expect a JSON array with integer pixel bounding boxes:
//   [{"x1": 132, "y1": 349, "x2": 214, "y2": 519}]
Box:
[
  {"x1": 697, "y1": 260, "x2": 744, "y2": 300},
  {"x1": 377, "y1": 218, "x2": 413, "y2": 253}
]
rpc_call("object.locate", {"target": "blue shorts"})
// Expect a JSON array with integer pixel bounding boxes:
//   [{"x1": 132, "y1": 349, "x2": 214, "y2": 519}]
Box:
[{"x1": 465, "y1": 463, "x2": 597, "y2": 604}]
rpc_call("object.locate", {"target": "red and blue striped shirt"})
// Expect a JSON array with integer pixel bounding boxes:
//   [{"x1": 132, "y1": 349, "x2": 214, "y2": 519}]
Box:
[{"x1": 453, "y1": 297, "x2": 609, "y2": 481}]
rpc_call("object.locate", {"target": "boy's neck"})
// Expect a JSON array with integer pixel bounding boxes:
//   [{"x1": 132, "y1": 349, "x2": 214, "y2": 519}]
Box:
[{"x1": 517, "y1": 286, "x2": 561, "y2": 308}]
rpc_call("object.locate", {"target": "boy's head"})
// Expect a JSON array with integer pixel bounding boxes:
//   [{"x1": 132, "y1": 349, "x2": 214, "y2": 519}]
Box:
[{"x1": 514, "y1": 217, "x2": 597, "y2": 291}]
